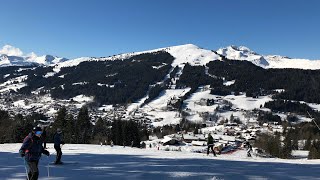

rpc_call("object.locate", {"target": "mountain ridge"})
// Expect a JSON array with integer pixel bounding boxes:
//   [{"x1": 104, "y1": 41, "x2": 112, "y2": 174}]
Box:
[{"x1": 2, "y1": 44, "x2": 320, "y2": 70}]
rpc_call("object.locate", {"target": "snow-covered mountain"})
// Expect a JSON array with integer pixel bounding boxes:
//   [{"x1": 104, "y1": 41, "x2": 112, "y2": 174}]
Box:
[
  {"x1": 0, "y1": 54, "x2": 33, "y2": 66},
  {"x1": 52, "y1": 44, "x2": 220, "y2": 74},
  {"x1": 0, "y1": 45, "x2": 68, "y2": 67},
  {"x1": 71, "y1": 44, "x2": 320, "y2": 70},
  {"x1": 2, "y1": 43, "x2": 320, "y2": 70},
  {"x1": 216, "y1": 45, "x2": 269, "y2": 68},
  {"x1": 27, "y1": 54, "x2": 69, "y2": 65},
  {"x1": 0, "y1": 54, "x2": 68, "y2": 67},
  {"x1": 216, "y1": 45, "x2": 320, "y2": 69}
]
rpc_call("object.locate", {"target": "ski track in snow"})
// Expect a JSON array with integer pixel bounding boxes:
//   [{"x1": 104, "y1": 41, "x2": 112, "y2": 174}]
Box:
[{"x1": 1, "y1": 144, "x2": 320, "y2": 180}]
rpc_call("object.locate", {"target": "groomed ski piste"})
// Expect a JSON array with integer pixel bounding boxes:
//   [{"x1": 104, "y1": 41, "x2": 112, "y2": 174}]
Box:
[{"x1": 1, "y1": 143, "x2": 320, "y2": 180}]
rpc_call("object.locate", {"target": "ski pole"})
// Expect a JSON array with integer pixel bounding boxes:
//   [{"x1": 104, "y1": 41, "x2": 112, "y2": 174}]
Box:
[
  {"x1": 23, "y1": 158, "x2": 29, "y2": 180},
  {"x1": 307, "y1": 111, "x2": 320, "y2": 131},
  {"x1": 47, "y1": 155, "x2": 50, "y2": 178}
]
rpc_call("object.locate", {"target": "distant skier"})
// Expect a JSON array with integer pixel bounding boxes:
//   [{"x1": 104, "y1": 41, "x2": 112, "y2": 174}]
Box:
[
  {"x1": 19, "y1": 126, "x2": 50, "y2": 180},
  {"x1": 54, "y1": 128, "x2": 65, "y2": 164},
  {"x1": 207, "y1": 133, "x2": 217, "y2": 157},
  {"x1": 244, "y1": 141, "x2": 253, "y2": 157}
]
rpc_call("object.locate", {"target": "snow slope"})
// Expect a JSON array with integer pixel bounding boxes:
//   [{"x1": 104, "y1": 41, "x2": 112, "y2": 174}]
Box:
[
  {"x1": 1, "y1": 143, "x2": 319, "y2": 180},
  {"x1": 217, "y1": 45, "x2": 320, "y2": 70},
  {"x1": 265, "y1": 55, "x2": 320, "y2": 69}
]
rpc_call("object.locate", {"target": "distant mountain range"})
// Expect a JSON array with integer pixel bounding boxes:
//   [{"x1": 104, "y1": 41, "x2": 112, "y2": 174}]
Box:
[
  {"x1": 0, "y1": 53, "x2": 68, "y2": 67},
  {"x1": 1, "y1": 44, "x2": 320, "y2": 69},
  {"x1": 2, "y1": 43, "x2": 320, "y2": 126}
]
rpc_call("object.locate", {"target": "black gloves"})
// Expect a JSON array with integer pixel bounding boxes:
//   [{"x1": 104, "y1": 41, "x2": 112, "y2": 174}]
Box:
[
  {"x1": 43, "y1": 150, "x2": 50, "y2": 156},
  {"x1": 61, "y1": 141, "x2": 65, "y2": 145},
  {"x1": 19, "y1": 150, "x2": 25, "y2": 157}
]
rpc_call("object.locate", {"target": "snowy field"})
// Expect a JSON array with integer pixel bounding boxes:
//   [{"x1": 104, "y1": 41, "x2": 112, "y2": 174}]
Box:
[{"x1": 1, "y1": 144, "x2": 320, "y2": 180}]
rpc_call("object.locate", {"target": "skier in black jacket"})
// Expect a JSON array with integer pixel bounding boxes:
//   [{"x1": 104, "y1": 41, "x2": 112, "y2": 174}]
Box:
[
  {"x1": 244, "y1": 141, "x2": 253, "y2": 157},
  {"x1": 54, "y1": 128, "x2": 65, "y2": 164},
  {"x1": 19, "y1": 126, "x2": 50, "y2": 180},
  {"x1": 207, "y1": 133, "x2": 217, "y2": 157}
]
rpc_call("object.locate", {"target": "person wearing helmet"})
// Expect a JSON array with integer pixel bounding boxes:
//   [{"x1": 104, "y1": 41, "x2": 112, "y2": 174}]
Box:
[
  {"x1": 54, "y1": 128, "x2": 65, "y2": 164},
  {"x1": 19, "y1": 126, "x2": 50, "y2": 180}
]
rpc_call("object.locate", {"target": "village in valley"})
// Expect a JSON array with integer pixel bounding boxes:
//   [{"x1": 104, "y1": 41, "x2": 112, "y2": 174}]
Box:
[{"x1": 0, "y1": 77, "x2": 293, "y2": 159}]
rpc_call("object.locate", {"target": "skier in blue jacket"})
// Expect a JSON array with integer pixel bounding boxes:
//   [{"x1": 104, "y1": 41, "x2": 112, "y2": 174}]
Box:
[
  {"x1": 54, "y1": 128, "x2": 65, "y2": 164},
  {"x1": 19, "y1": 126, "x2": 50, "y2": 180}
]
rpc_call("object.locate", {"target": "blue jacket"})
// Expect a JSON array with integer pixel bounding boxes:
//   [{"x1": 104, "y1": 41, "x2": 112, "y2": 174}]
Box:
[
  {"x1": 19, "y1": 133, "x2": 45, "y2": 161},
  {"x1": 54, "y1": 133, "x2": 63, "y2": 146}
]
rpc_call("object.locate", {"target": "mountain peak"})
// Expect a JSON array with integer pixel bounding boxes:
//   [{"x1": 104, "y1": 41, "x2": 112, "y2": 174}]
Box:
[
  {"x1": 225, "y1": 45, "x2": 256, "y2": 54},
  {"x1": 217, "y1": 45, "x2": 269, "y2": 67}
]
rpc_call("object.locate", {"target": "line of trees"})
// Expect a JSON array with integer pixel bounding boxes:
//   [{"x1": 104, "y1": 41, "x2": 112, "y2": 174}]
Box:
[{"x1": 0, "y1": 107, "x2": 143, "y2": 148}]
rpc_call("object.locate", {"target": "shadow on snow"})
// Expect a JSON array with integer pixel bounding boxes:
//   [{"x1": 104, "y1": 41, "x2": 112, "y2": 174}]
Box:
[{"x1": 1, "y1": 152, "x2": 320, "y2": 180}]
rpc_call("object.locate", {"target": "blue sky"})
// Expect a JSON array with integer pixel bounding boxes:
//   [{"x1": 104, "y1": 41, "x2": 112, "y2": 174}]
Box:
[{"x1": 0, "y1": 0, "x2": 319, "y2": 59}]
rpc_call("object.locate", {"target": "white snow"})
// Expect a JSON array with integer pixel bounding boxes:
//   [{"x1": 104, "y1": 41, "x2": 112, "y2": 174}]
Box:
[
  {"x1": 308, "y1": 103, "x2": 320, "y2": 112},
  {"x1": 0, "y1": 75, "x2": 28, "y2": 93},
  {"x1": 43, "y1": 72, "x2": 55, "y2": 78},
  {"x1": 223, "y1": 94, "x2": 272, "y2": 111},
  {"x1": 140, "y1": 88, "x2": 191, "y2": 127},
  {"x1": 29, "y1": 55, "x2": 66, "y2": 65},
  {"x1": 98, "y1": 105, "x2": 113, "y2": 111},
  {"x1": 72, "y1": 82, "x2": 89, "y2": 86},
  {"x1": 152, "y1": 63, "x2": 167, "y2": 69},
  {"x1": 217, "y1": 45, "x2": 320, "y2": 70},
  {"x1": 71, "y1": 95, "x2": 94, "y2": 108},
  {"x1": 166, "y1": 44, "x2": 220, "y2": 67},
  {"x1": 223, "y1": 80, "x2": 235, "y2": 86},
  {"x1": 1, "y1": 143, "x2": 319, "y2": 180},
  {"x1": 97, "y1": 83, "x2": 114, "y2": 88},
  {"x1": 266, "y1": 55, "x2": 320, "y2": 70},
  {"x1": 52, "y1": 57, "x2": 91, "y2": 74},
  {"x1": 13, "y1": 100, "x2": 27, "y2": 108},
  {"x1": 217, "y1": 46, "x2": 269, "y2": 68},
  {"x1": 180, "y1": 87, "x2": 272, "y2": 123},
  {"x1": 71, "y1": 95, "x2": 94, "y2": 103}
]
